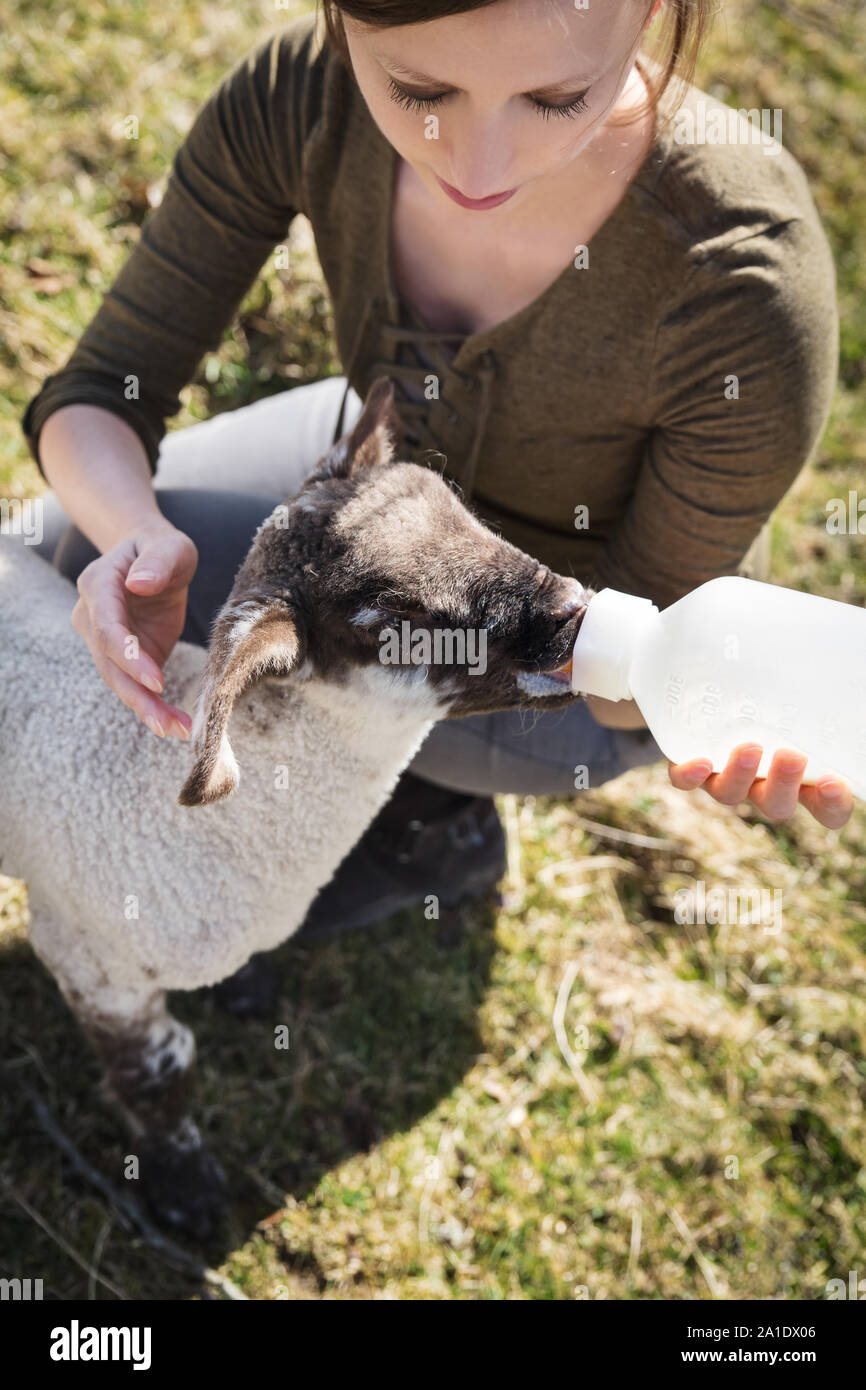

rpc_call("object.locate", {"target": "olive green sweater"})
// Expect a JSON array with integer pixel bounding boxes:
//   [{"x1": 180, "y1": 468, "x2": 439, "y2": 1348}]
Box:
[{"x1": 21, "y1": 11, "x2": 839, "y2": 610}]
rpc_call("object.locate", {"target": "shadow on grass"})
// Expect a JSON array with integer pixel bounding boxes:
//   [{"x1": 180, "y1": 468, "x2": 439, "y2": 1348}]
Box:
[{"x1": 0, "y1": 897, "x2": 498, "y2": 1299}]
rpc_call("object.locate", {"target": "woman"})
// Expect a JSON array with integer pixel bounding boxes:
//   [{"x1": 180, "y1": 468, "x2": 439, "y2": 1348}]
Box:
[{"x1": 22, "y1": 0, "x2": 850, "y2": 938}]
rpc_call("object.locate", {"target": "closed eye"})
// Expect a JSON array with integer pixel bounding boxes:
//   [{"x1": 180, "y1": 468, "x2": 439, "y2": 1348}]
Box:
[
  {"x1": 386, "y1": 78, "x2": 445, "y2": 113},
  {"x1": 350, "y1": 605, "x2": 387, "y2": 628},
  {"x1": 386, "y1": 77, "x2": 590, "y2": 119},
  {"x1": 531, "y1": 92, "x2": 590, "y2": 120}
]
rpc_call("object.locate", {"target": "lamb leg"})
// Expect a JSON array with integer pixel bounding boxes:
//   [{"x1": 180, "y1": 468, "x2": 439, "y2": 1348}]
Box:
[{"x1": 62, "y1": 977, "x2": 227, "y2": 1239}]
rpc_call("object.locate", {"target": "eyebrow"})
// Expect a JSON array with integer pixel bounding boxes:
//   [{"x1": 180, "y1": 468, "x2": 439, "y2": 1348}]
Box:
[{"x1": 378, "y1": 56, "x2": 597, "y2": 97}]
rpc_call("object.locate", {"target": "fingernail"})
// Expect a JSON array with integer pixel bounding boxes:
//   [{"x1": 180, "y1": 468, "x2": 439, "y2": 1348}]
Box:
[
  {"x1": 141, "y1": 673, "x2": 163, "y2": 693},
  {"x1": 737, "y1": 746, "x2": 762, "y2": 768},
  {"x1": 819, "y1": 781, "x2": 844, "y2": 802},
  {"x1": 173, "y1": 721, "x2": 191, "y2": 740},
  {"x1": 129, "y1": 570, "x2": 157, "y2": 585},
  {"x1": 686, "y1": 762, "x2": 712, "y2": 783},
  {"x1": 146, "y1": 715, "x2": 165, "y2": 738}
]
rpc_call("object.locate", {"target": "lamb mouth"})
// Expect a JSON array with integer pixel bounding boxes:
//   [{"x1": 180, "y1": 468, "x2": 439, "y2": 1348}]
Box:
[{"x1": 515, "y1": 659, "x2": 573, "y2": 699}]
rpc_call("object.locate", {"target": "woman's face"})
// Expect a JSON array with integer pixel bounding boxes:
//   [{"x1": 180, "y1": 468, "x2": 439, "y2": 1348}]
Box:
[{"x1": 342, "y1": 0, "x2": 660, "y2": 212}]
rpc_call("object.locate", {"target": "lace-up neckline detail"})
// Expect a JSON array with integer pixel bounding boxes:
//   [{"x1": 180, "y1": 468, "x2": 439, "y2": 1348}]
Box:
[{"x1": 340, "y1": 285, "x2": 497, "y2": 501}]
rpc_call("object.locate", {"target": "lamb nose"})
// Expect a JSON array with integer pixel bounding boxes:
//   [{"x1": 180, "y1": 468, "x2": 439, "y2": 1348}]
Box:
[{"x1": 551, "y1": 584, "x2": 588, "y2": 620}]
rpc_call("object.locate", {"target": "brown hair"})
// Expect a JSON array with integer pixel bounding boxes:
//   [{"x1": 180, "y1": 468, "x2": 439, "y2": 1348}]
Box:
[{"x1": 318, "y1": 1, "x2": 715, "y2": 133}]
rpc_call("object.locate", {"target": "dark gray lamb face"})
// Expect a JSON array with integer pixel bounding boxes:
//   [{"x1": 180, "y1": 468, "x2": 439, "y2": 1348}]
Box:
[
  {"x1": 250, "y1": 377, "x2": 590, "y2": 719},
  {"x1": 178, "y1": 378, "x2": 590, "y2": 806},
  {"x1": 296, "y1": 462, "x2": 589, "y2": 718}
]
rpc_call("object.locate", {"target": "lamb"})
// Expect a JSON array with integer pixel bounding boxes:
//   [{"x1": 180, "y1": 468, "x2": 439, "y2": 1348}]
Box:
[{"x1": 0, "y1": 377, "x2": 590, "y2": 1236}]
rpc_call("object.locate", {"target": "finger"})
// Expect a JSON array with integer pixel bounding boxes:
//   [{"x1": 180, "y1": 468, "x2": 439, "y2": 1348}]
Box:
[
  {"x1": 125, "y1": 532, "x2": 198, "y2": 594},
  {"x1": 700, "y1": 742, "x2": 763, "y2": 805},
  {"x1": 798, "y1": 777, "x2": 854, "y2": 830},
  {"x1": 747, "y1": 748, "x2": 808, "y2": 822},
  {"x1": 72, "y1": 601, "x2": 191, "y2": 738},
  {"x1": 75, "y1": 571, "x2": 166, "y2": 693},
  {"x1": 92, "y1": 646, "x2": 192, "y2": 739},
  {"x1": 668, "y1": 757, "x2": 714, "y2": 790}
]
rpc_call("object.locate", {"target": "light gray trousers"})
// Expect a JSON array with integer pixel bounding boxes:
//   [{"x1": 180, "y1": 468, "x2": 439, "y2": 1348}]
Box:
[{"x1": 32, "y1": 375, "x2": 664, "y2": 796}]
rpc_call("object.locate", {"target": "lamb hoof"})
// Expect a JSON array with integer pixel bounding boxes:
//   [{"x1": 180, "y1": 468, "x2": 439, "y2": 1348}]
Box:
[
  {"x1": 212, "y1": 952, "x2": 279, "y2": 1018},
  {"x1": 139, "y1": 1137, "x2": 229, "y2": 1240}
]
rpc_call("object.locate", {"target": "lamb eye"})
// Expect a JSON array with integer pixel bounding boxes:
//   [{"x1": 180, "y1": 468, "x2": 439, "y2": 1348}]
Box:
[{"x1": 350, "y1": 605, "x2": 387, "y2": 629}]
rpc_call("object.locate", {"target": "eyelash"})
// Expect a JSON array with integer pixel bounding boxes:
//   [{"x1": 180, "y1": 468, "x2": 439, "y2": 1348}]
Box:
[{"x1": 386, "y1": 76, "x2": 589, "y2": 120}]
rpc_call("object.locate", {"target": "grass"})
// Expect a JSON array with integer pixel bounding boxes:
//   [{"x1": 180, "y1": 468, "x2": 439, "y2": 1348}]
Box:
[{"x1": 1, "y1": 0, "x2": 865, "y2": 1299}]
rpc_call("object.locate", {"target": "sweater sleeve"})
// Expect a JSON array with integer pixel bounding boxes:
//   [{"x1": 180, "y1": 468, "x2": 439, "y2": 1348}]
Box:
[
  {"x1": 587, "y1": 213, "x2": 839, "y2": 611},
  {"x1": 20, "y1": 21, "x2": 315, "y2": 479}
]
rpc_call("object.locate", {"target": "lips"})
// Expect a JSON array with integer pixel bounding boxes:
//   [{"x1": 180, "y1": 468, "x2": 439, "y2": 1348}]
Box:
[
  {"x1": 546, "y1": 657, "x2": 573, "y2": 684},
  {"x1": 436, "y1": 176, "x2": 517, "y2": 210}
]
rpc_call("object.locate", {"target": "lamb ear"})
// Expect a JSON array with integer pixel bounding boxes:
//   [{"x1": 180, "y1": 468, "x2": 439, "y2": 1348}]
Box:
[
  {"x1": 178, "y1": 598, "x2": 303, "y2": 808},
  {"x1": 312, "y1": 375, "x2": 404, "y2": 482}
]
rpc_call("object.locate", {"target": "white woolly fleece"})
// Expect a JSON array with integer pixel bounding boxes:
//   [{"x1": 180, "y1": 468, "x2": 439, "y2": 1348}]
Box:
[{"x1": 0, "y1": 541, "x2": 442, "y2": 1016}]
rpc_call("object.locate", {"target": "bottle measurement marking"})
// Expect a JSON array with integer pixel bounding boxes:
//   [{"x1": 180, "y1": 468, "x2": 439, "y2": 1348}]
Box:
[
  {"x1": 700, "y1": 682, "x2": 722, "y2": 723},
  {"x1": 664, "y1": 672, "x2": 686, "y2": 712}
]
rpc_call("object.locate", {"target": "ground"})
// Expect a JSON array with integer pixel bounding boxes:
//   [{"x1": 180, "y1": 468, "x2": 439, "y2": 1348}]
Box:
[{"x1": 1, "y1": 0, "x2": 865, "y2": 1299}]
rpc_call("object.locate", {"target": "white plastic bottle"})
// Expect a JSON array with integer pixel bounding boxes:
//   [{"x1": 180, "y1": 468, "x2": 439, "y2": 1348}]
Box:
[{"x1": 570, "y1": 575, "x2": 866, "y2": 799}]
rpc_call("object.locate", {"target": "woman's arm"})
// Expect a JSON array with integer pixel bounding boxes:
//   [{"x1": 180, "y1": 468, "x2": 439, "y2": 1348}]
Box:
[
  {"x1": 588, "y1": 214, "x2": 839, "y2": 613},
  {"x1": 40, "y1": 404, "x2": 198, "y2": 739},
  {"x1": 41, "y1": 405, "x2": 169, "y2": 551},
  {"x1": 584, "y1": 208, "x2": 847, "y2": 826},
  {"x1": 23, "y1": 23, "x2": 318, "y2": 732}
]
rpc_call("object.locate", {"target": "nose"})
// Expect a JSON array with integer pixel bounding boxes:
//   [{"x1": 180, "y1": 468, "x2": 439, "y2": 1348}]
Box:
[
  {"x1": 550, "y1": 581, "x2": 588, "y2": 621},
  {"x1": 446, "y1": 118, "x2": 514, "y2": 196}
]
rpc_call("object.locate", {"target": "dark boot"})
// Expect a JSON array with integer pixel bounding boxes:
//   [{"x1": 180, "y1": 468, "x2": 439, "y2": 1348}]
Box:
[{"x1": 294, "y1": 771, "x2": 506, "y2": 942}]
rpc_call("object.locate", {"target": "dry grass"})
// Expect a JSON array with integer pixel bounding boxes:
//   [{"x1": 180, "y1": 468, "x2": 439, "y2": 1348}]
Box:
[{"x1": 1, "y1": 0, "x2": 865, "y2": 1299}]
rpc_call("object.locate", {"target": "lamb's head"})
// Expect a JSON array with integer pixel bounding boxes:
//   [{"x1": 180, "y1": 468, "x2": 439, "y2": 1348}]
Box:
[{"x1": 178, "y1": 376, "x2": 592, "y2": 807}]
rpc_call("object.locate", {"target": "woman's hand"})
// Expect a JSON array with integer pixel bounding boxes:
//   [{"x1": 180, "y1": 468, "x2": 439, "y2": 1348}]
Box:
[
  {"x1": 669, "y1": 743, "x2": 854, "y2": 829},
  {"x1": 70, "y1": 518, "x2": 199, "y2": 739}
]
